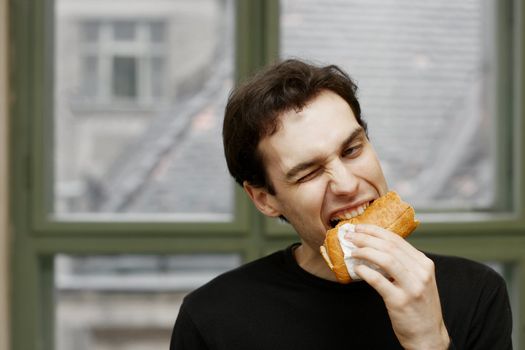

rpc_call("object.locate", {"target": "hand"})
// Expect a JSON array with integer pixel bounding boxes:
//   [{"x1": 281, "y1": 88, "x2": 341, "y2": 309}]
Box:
[{"x1": 348, "y1": 224, "x2": 450, "y2": 350}]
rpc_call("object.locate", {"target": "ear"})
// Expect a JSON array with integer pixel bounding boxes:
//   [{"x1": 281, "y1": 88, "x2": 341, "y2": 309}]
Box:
[{"x1": 243, "y1": 181, "x2": 281, "y2": 217}]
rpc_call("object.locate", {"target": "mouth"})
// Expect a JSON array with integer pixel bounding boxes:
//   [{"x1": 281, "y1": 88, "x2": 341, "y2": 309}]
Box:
[{"x1": 328, "y1": 201, "x2": 373, "y2": 228}]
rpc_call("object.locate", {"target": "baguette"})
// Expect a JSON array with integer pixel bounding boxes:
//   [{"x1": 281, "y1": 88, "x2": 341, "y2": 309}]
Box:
[{"x1": 320, "y1": 191, "x2": 419, "y2": 284}]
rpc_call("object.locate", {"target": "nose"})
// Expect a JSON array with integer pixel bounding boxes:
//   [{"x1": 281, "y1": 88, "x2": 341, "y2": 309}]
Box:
[{"x1": 328, "y1": 160, "x2": 359, "y2": 196}]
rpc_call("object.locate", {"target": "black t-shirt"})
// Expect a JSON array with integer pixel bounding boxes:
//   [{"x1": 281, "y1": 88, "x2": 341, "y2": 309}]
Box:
[{"x1": 170, "y1": 244, "x2": 512, "y2": 349}]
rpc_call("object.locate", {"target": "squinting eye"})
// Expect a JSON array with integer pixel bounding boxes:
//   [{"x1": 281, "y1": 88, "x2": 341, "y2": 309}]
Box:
[{"x1": 297, "y1": 168, "x2": 322, "y2": 183}]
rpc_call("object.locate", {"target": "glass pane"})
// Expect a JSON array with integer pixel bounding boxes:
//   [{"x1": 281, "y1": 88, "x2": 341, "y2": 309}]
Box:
[
  {"x1": 54, "y1": 0, "x2": 235, "y2": 220},
  {"x1": 54, "y1": 254, "x2": 241, "y2": 350},
  {"x1": 280, "y1": 0, "x2": 497, "y2": 211},
  {"x1": 80, "y1": 56, "x2": 98, "y2": 98},
  {"x1": 81, "y1": 21, "x2": 99, "y2": 42},
  {"x1": 151, "y1": 56, "x2": 164, "y2": 98},
  {"x1": 112, "y1": 56, "x2": 137, "y2": 99},
  {"x1": 149, "y1": 21, "x2": 165, "y2": 43},
  {"x1": 113, "y1": 20, "x2": 136, "y2": 41}
]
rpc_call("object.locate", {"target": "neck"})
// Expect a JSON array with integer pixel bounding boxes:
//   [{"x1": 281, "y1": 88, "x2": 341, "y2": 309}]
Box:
[{"x1": 293, "y1": 243, "x2": 338, "y2": 282}]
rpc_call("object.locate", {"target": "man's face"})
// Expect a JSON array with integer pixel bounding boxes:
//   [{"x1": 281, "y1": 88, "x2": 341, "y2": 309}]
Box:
[{"x1": 257, "y1": 90, "x2": 388, "y2": 253}]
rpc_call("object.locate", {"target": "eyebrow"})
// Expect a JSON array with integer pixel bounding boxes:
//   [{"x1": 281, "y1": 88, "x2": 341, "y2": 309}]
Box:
[{"x1": 285, "y1": 126, "x2": 365, "y2": 181}]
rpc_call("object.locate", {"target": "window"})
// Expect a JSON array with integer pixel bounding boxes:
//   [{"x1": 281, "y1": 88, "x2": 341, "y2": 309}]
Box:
[
  {"x1": 280, "y1": 0, "x2": 503, "y2": 213},
  {"x1": 9, "y1": 0, "x2": 525, "y2": 349},
  {"x1": 54, "y1": 254, "x2": 240, "y2": 350},
  {"x1": 75, "y1": 20, "x2": 167, "y2": 107},
  {"x1": 53, "y1": 1, "x2": 236, "y2": 220}
]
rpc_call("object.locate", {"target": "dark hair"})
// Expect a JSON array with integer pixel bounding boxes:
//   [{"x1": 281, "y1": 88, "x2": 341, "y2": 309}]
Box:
[{"x1": 223, "y1": 59, "x2": 367, "y2": 194}]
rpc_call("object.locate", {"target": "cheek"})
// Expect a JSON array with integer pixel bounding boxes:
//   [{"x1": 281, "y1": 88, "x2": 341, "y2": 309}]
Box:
[
  {"x1": 368, "y1": 160, "x2": 388, "y2": 190},
  {"x1": 292, "y1": 181, "x2": 329, "y2": 212},
  {"x1": 355, "y1": 155, "x2": 387, "y2": 187}
]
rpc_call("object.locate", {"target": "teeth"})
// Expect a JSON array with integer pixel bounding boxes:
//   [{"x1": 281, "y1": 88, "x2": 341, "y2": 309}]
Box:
[{"x1": 330, "y1": 202, "x2": 370, "y2": 227}]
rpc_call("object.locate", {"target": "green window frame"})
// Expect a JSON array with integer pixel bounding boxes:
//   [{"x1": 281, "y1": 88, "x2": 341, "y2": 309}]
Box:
[{"x1": 9, "y1": 0, "x2": 525, "y2": 348}]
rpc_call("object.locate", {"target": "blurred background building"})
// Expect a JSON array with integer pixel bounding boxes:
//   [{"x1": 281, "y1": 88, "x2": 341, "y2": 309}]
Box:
[
  {"x1": 54, "y1": 0, "x2": 235, "y2": 217},
  {"x1": 53, "y1": 1, "x2": 236, "y2": 348},
  {"x1": 52, "y1": 0, "x2": 502, "y2": 348},
  {"x1": 54, "y1": 0, "x2": 493, "y2": 218},
  {"x1": 5, "y1": 0, "x2": 523, "y2": 349}
]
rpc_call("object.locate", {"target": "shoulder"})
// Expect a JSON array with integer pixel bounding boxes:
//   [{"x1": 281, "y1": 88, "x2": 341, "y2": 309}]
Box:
[
  {"x1": 425, "y1": 254, "x2": 512, "y2": 348},
  {"x1": 425, "y1": 252, "x2": 507, "y2": 295},
  {"x1": 427, "y1": 253, "x2": 502, "y2": 277}
]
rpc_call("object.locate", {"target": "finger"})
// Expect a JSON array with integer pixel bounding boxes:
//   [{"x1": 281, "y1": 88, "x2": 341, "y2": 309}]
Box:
[
  {"x1": 351, "y1": 246, "x2": 414, "y2": 286},
  {"x1": 353, "y1": 263, "x2": 400, "y2": 300},
  {"x1": 350, "y1": 237, "x2": 436, "y2": 292},
  {"x1": 347, "y1": 227, "x2": 421, "y2": 278},
  {"x1": 354, "y1": 224, "x2": 427, "y2": 264},
  {"x1": 346, "y1": 232, "x2": 416, "y2": 276},
  {"x1": 353, "y1": 224, "x2": 407, "y2": 246}
]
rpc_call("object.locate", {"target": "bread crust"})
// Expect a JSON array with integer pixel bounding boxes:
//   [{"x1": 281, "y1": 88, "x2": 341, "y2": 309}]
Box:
[
  {"x1": 322, "y1": 226, "x2": 351, "y2": 282},
  {"x1": 320, "y1": 191, "x2": 419, "y2": 283}
]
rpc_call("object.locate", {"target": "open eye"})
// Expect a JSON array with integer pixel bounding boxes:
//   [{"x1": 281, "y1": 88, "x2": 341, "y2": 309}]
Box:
[{"x1": 343, "y1": 144, "x2": 362, "y2": 158}]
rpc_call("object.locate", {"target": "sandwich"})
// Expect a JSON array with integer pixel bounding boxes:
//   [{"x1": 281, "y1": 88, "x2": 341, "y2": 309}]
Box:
[{"x1": 319, "y1": 191, "x2": 419, "y2": 284}]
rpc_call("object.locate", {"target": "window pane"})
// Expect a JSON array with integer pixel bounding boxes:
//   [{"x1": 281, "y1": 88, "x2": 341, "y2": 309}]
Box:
[
  {"x1": 113, "y1": 20, "x2": 136, "y2": 41},
  {"x1": 112, "y1": 56, "x2": 137, "y2": 99},
  {"x1": 149, "y1": 21, "x2": 165, "y2": 43},
  {"x1": 54, "y1": 254, "x2": 241, "y2": 350},
  {"x1": 81, "y1": 20, "x2": 99, "y2": 42},
  {"x1": 54, "y1": 0, "x2": 235, "y2": 220},
  {"x1": 151, "y1": 56, "x2": 164, "y2": 98},
  {"x1": 80, "y1": 55, "x2": 98, "y2": 98},
  {"x1": 280, "y1": 0, "x2": 498, "y2": 211}
]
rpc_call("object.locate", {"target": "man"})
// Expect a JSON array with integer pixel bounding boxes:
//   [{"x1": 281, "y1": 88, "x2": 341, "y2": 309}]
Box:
[{"x1": 170, "y1": 59, "x2": 512, "y2": 349}]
